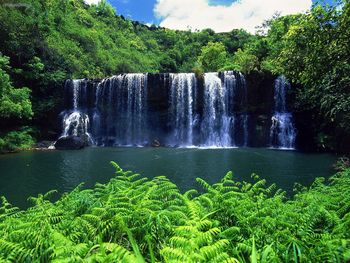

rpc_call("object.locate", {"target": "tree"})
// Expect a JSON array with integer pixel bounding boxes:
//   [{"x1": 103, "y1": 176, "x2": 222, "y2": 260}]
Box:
[
  {"x1": 0, "y1": 54, "x2": 32, "y2": 119},
  {"x1": 95, "y1": 0, "x2": 116, "y2": 17},
  {"x1": 267, "y1": 1, "x2": 350, "y2": 151},
  {"x1": 0, "y1": 54, "x2": 33, "y2": 152},
  {"x1": 197, "y1": 42, "x2": 228, "y2": 72},
  {"x1": 232, "y1": 48, "x2": 259, "y2": 73}
]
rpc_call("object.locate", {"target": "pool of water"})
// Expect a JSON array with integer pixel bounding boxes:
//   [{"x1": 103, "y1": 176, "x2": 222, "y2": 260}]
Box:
[{"x1": 0, "y1": 147, "x2": 336, "y2": 208}]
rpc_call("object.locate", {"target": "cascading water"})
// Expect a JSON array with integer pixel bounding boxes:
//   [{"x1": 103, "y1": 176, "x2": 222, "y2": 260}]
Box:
[
  {"x1": 224, "y1": 71, "x2": 249, "y2": 147},
  {"x1": 59, "y1": 79, "x2": 92, "y2": 143},
  {"x1": 270, "y1": 76, "x2": 296, "y2": 149},
  {"x1": 92, "y1": 74, "x2": 148, "y2": 146},
  {"x1": 58, "y1": 73, "x2": 299, "y2": 150},
  {"x1": 240, "y1": 73, "x2": 249, "y2": 147},
  {"x1": 168, "y1": 73, "x2": 196, "y2": 147},
  {"x1": 201, "y1": 72, "x2": 233, "y2": 147},
  {"x1": 200, "y1": 71, "x2": 248, "y2": 147},
  {"x1": 62, "y1": 112, "x2": 90, "y2": 138}
]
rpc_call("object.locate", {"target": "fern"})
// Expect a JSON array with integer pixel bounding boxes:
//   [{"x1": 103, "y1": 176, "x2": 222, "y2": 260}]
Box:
[{"x1": 0, "y1": 164, "x2": 349, "y2": 262}]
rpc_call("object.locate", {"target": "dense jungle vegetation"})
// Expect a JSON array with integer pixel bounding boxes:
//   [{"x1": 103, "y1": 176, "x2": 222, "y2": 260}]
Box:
[
  {"x1": 0, "y1": 0, "x2": 349, "y2": 152},
  {"x1": 0, "y1": 162, "x2": 349, "y2": 262}
]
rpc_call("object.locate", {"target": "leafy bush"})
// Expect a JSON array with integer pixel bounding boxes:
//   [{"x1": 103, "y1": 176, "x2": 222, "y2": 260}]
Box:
[
  {"x1": 0, "y1": 54, "x2": 34, "y2": 153},
  {"x1": 333, "y1": 157, "x2": 350, "y2": 172},
  {"x1": 0, "y1": 127, "x2": 34, "y2": 153},
  {"x1": 0, "y1": 163, "x2": 349, "y2": 262},
  {"x1": 197, "y1": 42, "x2": 228, "y2": 72},
  {"x1": 0, "y1": 55, "x2": 33, "y2": 120},
  {"x1": 231, "y1": 48, "x2": 259, "y2": 74}
]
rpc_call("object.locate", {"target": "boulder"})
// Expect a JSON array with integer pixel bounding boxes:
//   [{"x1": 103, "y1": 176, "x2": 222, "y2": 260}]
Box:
[
  {"x1": 34, "y1": 141, "x2": 56, "y2": 150},
  {"x1": 152, "y1": 139, "x2": 161, "y2": 147},
  {"x1": 54, "y1": 136, "x2": 88, "y2": 150}
]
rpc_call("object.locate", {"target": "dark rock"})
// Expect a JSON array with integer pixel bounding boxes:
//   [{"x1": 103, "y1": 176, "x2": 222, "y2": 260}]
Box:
[
  {"x1": 54, "y1": 136, "x2": 88, "y2": 150},
  {"x1": 248, "y1": 114, "x2": 272, "y2": 147},
  {"x1": 246, "y1": 71, "x2": 275, "y2": 115},
  {"x1": 33, "y1": 140, "x2": 56, "y2": 151},
  {"x1": 34, "y1": 141, "x2": 55, "y2": 149},
  {"x1": 152, "y1": 139, "x2": 161, "y2": 147}
]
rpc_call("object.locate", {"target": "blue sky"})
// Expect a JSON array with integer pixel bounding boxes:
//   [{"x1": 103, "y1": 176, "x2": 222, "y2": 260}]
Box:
[
  {"x1": 108, "y1": 0, "x2": 236, "y2": 24},
  {"x1": 108, "y1": 0, "x2": 159, "y2": 24},
  {"x1": 91, "y1": 0, "x2": 336, "y2": 33}
]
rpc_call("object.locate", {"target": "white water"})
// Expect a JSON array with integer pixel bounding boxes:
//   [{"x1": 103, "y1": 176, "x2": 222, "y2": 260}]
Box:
[
  {"x1": 201, "y1": 73, "x2": 233, "y2": 147},
  {"x1": 270, "y1": 76, "x2": 296, "y2": 149},
  {"x1": 60, "y1": 79, "x2": 92, "y2": 143},
  {"x1": 239, "y1": 72, "x2": 249, "y2": 147},
  {"x1": 168, "y1": 73, "x2": 196, "y2": 147},
  {"x1": 200, "y1": 71, "x2": 248, "y2": 147},
  {"x1": 93, "y1": 74, "x2": 148, "y2": 146},
  {"x1": 58, "y1": 73, "x2": 301, "y2": 149},
  {"x1": 61, "y1": 111, "x2": 90, "y2": 138}
]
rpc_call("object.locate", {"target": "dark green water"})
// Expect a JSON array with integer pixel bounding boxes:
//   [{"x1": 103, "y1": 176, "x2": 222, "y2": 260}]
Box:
[{"x1": 0, "y1": 147, "x2": 336, "y2": 208}]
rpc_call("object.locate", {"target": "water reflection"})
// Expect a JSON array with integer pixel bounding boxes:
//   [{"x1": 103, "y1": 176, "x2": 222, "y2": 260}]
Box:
[{"x1": 0, "y1": 148, "x2": 336, "y2": 208}]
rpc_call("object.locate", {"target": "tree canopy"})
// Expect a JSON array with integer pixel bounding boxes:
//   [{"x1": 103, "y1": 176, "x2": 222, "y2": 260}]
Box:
[
  {"x1": 0, "y1": 55, "x2": 32, "y2": 120},
  {"x1": 197, "y1": 42, "x2": 228, "y2": 72},
  {"x1": 264, "y1": 1, "x2": 350, "y2": 150}
]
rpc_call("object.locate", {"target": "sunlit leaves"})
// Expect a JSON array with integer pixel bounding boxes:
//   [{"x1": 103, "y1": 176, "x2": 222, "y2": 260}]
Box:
[{"x1": 0, "y1": 164, "x2": 349, "y2": 262}]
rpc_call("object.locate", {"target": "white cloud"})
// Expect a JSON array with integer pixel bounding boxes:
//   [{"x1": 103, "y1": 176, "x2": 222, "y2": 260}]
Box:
[
  {"x1": 84, "y1": 0, "x2": 100, "y2": 5},
  {"x1": 154, "y1": 0, "x2": 312, "y2": 33}
]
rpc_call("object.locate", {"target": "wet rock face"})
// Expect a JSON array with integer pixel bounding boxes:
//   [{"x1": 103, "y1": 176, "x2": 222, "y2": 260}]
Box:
[
  {"x1": 54, "y1": 136, "x2": 89, "y2": 150},
  {"x1": 248, "y1": 114, "x2": 272, "y2": 147},
  {"x1": 246, "y1": 71, "x2": 275, "y2": 115},
  {"x1": 34, "y1": 141, "x2": 55, "y2": 149}
]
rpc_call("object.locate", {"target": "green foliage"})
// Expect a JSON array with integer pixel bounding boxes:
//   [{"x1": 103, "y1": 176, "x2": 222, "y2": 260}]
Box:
[
  {"x1": 0, "y1": 163, "x2": 349, "y2": 262},
  {"x1": 220, "y1": 1, "x2": 350, "y2": 151},
  {"x1": 197, "y1": 42, "x2": 228, "y2": 72},
  {"x1": 0, "y1": 127, "x2": 34, "y2": 153},
  {"x1": 0, "y1": 54, "x2": 32, "y2": 120},
  {"x1": 232, "y1": 49, "x2": 259, "y2": 74},
  {"x1": 0, "y1": 0, "x2": 256, "y2": 141},
  {"x1": 0, "y1": 0, "x2": 349, "y2": 151},
  {"x1": 95, "y1": 0, "x2": 116, "y2": 18},
  {"x1": 333, "y1": 157, "x2": 350, "y2": 172},
  {"x1": 0, "y1": 54, "x2": 33, "y2": 153},
  {"x1": 263, "y1": 2, "x2": 350, "y2": 151}
]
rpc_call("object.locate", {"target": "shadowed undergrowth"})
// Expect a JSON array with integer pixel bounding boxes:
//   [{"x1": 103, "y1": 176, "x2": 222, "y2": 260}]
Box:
[{"x1": 0, "y1": 162, "x2": 350, "y2": 262}]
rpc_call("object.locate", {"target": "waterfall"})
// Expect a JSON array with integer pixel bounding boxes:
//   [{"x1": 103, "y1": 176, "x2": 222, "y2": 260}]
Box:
[
  {"x1": 225, "y1": 71, "x2": 249, "y2": 147},
  {"x1": 242, "y1": 113, "x2": 248, "y2": 147},
  {"x1": 201, "y1": 72, "x2": 233, "y2": 147},
  {"x1": 240, "y1": 72, "x2": 249, "y2": 147},
  {"x1": 200, "y1": 71, "x2": 248, "y2": 147},
  {"x1": 92, "y1": 74, "x2": 148, "y2": 146},
  {"x1": 270, "y1": 76, "x2": 296, "y2": 149},
  {"x1": 168, "y1": 73, "x2": 196, "y2": 147},
  {"x1": 62, "y1": 112, "x2": 90, "y2": 138},
  {"x1": 59, "y1": 79, "x2": 92, "y2": 143},
  {"x1": 58, "y1": 73, "x2": 300, "y2": 150}
]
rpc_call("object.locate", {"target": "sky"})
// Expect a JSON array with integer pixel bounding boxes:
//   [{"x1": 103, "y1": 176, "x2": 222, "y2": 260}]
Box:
[{"x1": 85, "y1": 0, "x2": 336, "y2": 33}]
